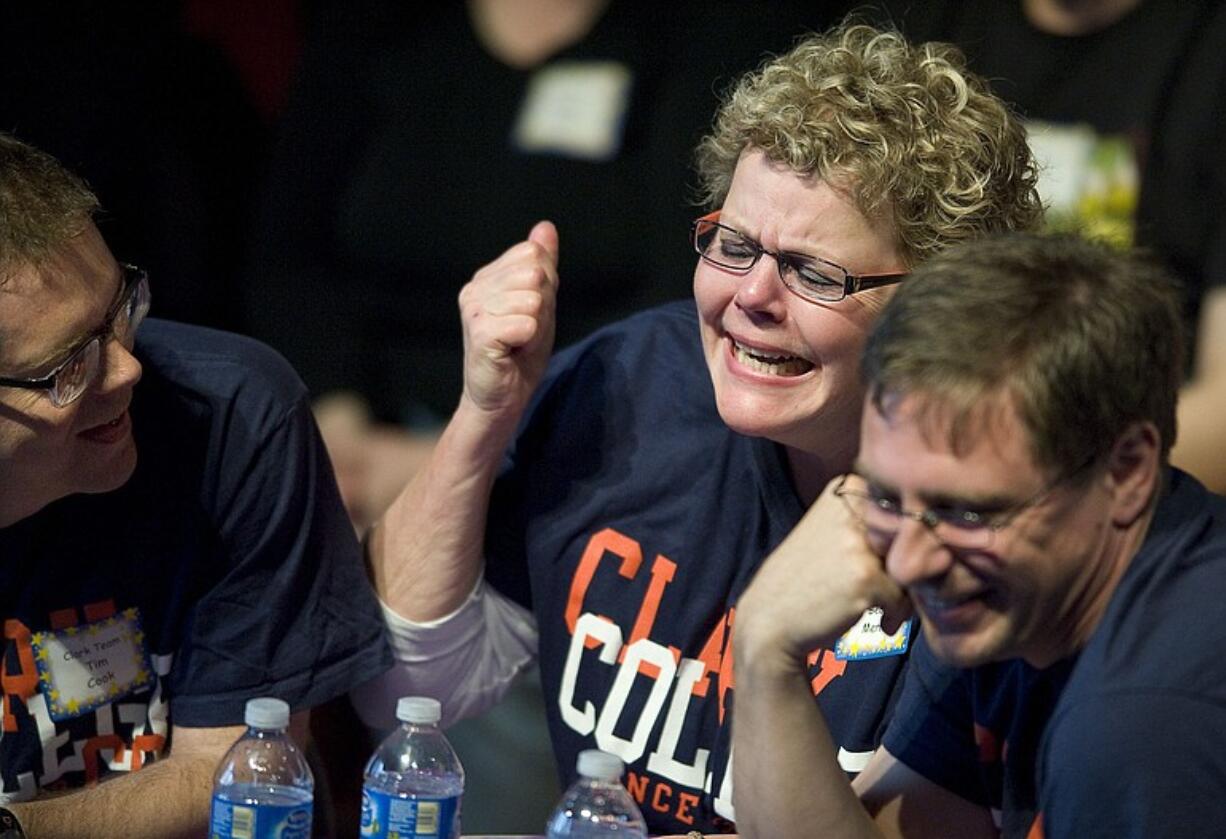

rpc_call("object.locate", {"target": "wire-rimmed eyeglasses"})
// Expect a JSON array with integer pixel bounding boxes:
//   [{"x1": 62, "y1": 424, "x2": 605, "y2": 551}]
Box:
[
  {"x1": 691, "y1": 211, "x2": 907, "y2": 304},
  {"x1": 0, "y1": 264, "x2": 150, "y2": 408},
  {"x1": 833, "y1": 456, "x2": 1100, "y2": 551}
]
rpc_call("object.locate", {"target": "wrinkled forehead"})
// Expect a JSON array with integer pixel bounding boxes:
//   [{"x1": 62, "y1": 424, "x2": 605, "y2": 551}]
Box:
[{"x1": 866, "y1": 386, "x2": 1033, "y2": 466}]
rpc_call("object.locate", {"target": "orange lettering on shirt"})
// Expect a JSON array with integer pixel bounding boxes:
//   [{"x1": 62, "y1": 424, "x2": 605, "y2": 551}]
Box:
[
  {"x1": 1026, "y1": 814, "x2": 1045, "y2": 839},
  {"x1": 691, "y1": 611, "x2": 729, "y2": 698},
  {"x1": 651, "y1": 780, "x2": 674, "y2": 813},
  {"x1": 83, "y1": 600, "x2": 116, "y2": 623},
  {"x1": 2, "y1": 619, "x2": 39, "y2": 732},
  {"x1": 83, "y1": 735, "x2": 127, "y2": 784},
  {"x1": 48, "y1": 608, "x2": 78, "y2": 630},
  {"x1": 717, "y1": 608, "x2": 736, "y2": 724},
  {"x1": 809, "y1": 649, "x2": 846, "y2": 696},
  {"x1": 625, "y1": 770, "x2": 648, "y2": 804},
  {"x1": 618, "y1": 554, "x2": 680, "y2": 676},
  {"x1": 131, "y1": 733, "x2": 167, "y2": 771},
  {"x1": 566, "y1": 528, "x2": 643, "y2": 649},
  {"x1": 676, "y1": 791, "x2": 699, "y2": 825}
]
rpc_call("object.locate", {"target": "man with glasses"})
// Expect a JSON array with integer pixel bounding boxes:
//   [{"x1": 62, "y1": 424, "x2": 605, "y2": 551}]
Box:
[
  {"x1": 0, "y1": 133, "x2": 390, "y2": 837},
  {"x1": 732, "y1": 232, "x2": 1226, "y2": 838}
]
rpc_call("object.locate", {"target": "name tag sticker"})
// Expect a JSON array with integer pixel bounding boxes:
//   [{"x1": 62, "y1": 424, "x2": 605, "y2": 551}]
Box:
[
  {"x1": 835, "y1": 607, "x2": 911, "y2": 661},
  {"x1": 31, "y1": 608, "x2": 154, "y2": 721},
  {"x1": 512, "y1": 61, "x2": 633, "y2": 161}
]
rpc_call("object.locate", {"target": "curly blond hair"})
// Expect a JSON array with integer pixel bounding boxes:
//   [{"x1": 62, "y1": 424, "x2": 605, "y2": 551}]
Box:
[
  {"x1": 0, "y1": 132, "x2": 99, "y2": 278},
  {"x1": 695, "y1": 22, "x2": 1042, "y2": 265}
]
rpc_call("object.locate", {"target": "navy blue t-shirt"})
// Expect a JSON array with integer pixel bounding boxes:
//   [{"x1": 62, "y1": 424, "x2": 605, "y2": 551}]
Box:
[
  {"x1": 485, "y1": 301, "x2": 909, "y2": 834},
  {"x1": 885, "y1": 469, "x2": 1226, "y2": 838},
  {"x1": 0, "y1": 319, "x2": 391, "y2": 798}
]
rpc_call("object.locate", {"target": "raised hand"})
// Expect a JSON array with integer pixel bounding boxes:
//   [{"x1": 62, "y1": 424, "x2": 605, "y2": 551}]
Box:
[
  {"x1": 736, "y1": 475, "x2": 910, "y2": 665},
  {"x1": 458, "y1": 220, "x2": 560, "y2": 422}
]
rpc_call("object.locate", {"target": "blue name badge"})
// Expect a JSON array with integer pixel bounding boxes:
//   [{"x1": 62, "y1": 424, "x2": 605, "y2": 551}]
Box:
[
  {"x1": 835, "y1": 607, "x2": 911, "y2": 661},
  {"x1": 30, "y1": 608, "x2": 154, "y2": 721}
]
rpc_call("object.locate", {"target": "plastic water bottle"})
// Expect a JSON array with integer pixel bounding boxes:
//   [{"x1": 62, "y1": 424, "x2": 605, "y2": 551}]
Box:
[
  {"x1": 209, "y1": 697, "x2": 313, "y2": 839},
  {"x1": 361, "y1": 696, "x2": 465, "y2": 838},
  {"x1": 545, "y1": 750, "x2": 647, "y2": 838}
]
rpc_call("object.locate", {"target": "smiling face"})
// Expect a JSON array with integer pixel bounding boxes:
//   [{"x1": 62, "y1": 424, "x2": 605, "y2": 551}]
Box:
[
  {"x1": 0, "y1": 223, "x2": 143, "y2": 526},
  {"x1": 858, "y1": 390, "x2": 1130, "y2": 668},
  {"x1": 694, "y1": 149, "x2": 907, "y2": 474}
]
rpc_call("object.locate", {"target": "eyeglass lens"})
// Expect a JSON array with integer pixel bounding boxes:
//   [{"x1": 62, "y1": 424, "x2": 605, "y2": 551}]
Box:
[
  {"x1": 693, "y1": 220, "x2": 848, "y2": 303},
  {"x1": 840, "y1": 491, "x2": 997, "y2": 551},
  {"x1": 49, "y1": 273, "x2": 149, "y2": 407}
]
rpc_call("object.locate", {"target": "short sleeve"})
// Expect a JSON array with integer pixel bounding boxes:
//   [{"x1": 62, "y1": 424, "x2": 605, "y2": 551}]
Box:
[
  {"x1": 1040, "y1": 690, "x2": 1226, "y2": 838},
  {"x1": 169, "y1": 382, "x2": 391, "y2": 726},
  {"x1": 881, "y1": 633, "x2": 988, "y2": 807}
]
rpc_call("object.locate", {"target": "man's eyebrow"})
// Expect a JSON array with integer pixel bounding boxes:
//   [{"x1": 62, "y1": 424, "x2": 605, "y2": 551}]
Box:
[
  {"x1": 853, "y1": 462, "x2": 1021, "y2": 510},
  {"x1": 917, "y1": 489, "x2": 1019, "y2": 511}
]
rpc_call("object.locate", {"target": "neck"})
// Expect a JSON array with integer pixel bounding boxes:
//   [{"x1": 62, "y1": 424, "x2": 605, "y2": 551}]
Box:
[
  {"x1": 468, "y1": 0, "x2": 611, "y2": 69},
  {"x1": 1022, "y1": 0, "x2": 1144, "y2": 36},
  {"x1": 785, "y1": 445, "x2": 852, "y2": 506}
]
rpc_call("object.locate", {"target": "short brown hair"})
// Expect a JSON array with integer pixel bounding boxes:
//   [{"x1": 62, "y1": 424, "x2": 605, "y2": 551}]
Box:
[
  {"x1": 694, "y1": 21, "x2": 1042, "y2": 265},
  {"x1": 0, "y1": 132, "x2": 100, "y2": 277},
  {"x1": 862, "y1": 233, "x2": 1184, "y2": 472}
]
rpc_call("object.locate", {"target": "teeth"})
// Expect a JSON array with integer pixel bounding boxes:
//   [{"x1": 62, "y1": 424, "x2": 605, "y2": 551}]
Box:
[{"x1": 733, "y1": 340, "x2": 813, "y2": 376}]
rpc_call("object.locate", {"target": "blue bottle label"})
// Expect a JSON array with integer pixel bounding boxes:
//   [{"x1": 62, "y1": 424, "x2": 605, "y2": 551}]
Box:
[
  {"x1": 210, "y1": 794, "x2": 312, "y2": 839},
  {"x1": 360, "y1": 787, "x2": 459, "y2": 838}
]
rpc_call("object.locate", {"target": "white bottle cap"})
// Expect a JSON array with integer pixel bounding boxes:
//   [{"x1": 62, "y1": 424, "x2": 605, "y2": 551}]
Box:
[
  {"x1": 396, "y1": 696, "x2": 442, "y2": 724},
  {"x1": 245, "y1": 697, "x2": 290, "y2": 729},
  {"x1": 576, "y1": 749, "x2": 624, "y2": 781}
]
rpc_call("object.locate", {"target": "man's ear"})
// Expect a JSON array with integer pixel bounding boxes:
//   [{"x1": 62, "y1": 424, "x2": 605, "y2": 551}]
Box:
[{"x1": 1106, "y1": 421, "x2": 1162, "y2": 527}]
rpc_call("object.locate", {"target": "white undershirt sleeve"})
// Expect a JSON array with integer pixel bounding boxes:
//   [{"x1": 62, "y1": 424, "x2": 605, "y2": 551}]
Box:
[{"x1": 349, "y1": 576, "x2": 539, "y2": 730}]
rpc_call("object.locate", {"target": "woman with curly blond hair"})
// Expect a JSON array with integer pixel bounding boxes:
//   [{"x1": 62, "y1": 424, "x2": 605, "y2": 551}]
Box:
[{"x1": 359, "y1": 20, "x2": 1041, "y2": 836}]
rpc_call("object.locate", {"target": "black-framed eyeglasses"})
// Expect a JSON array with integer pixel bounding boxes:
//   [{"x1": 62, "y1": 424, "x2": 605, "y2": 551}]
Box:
[
  {"x1": 834, "y1": 456, "x2": 1100, "y2": 551},
  {"x1": 0, "y1": 263, "x2": 150, "y2": 408},
  {"x1": 691, "y1": 211, "x2": 907, "y2": 304}
]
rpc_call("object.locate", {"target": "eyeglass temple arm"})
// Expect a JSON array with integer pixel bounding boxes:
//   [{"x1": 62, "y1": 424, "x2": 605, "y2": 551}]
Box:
[{"x1": 847, "y1": 271, "x2": 908, "y2": 294}]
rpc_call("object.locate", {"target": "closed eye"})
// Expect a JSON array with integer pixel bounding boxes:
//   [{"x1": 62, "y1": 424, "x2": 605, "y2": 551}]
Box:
[
  {"x1": 718, "y1": 236, "x2": 758, "y2": 260},
  {"x1": 789, "y1": 259, "x2": 842, "y2": 290}
]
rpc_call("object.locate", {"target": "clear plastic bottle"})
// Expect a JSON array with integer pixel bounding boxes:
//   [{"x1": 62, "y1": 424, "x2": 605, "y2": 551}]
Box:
[
  {"x1": 209, "y1": 697, "x2": 313, "y2": 839},
  {"x1": 360, "y1": 696, "x2": 465, "y2": 839},
  {"x1": 545, "y1": 750, "x2": 647, "y2": 838}
]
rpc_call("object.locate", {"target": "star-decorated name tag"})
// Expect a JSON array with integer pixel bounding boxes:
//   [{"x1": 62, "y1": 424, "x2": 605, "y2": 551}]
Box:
[
  {"x1": 835, "y1": 607, "x2": 911, "y2": 661},
  {"x1": 31, "y1": 608, "x2": 154, "y2": 721}
]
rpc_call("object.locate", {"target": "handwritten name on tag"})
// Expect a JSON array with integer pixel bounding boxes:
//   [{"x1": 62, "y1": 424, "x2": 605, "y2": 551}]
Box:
[
  {"x1": 31, "y1": 608, "x2": 154, "y2": 721},
  {"x1": 835, "y1": 607, "x2": 911, "y2": 661}
]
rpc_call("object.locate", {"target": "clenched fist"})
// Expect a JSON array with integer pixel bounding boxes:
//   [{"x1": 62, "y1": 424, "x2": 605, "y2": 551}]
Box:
[{"x1": 458, "y1": 220, "x2": 560, "y2": 422}]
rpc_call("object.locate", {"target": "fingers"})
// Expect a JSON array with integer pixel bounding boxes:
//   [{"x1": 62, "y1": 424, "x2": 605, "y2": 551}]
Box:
[
  {"x1": 528, "y1": 219, "x2": 559, "y2": 265},
  {"x1": 738, "y1": 473, "x2": 908, "y2": 658},
  {"x1": 460, "y1": 262, "x2": 554, "y2": 353},
  {"x1": 458, "y1": 223, "x2": 562, "y2": 416}
]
